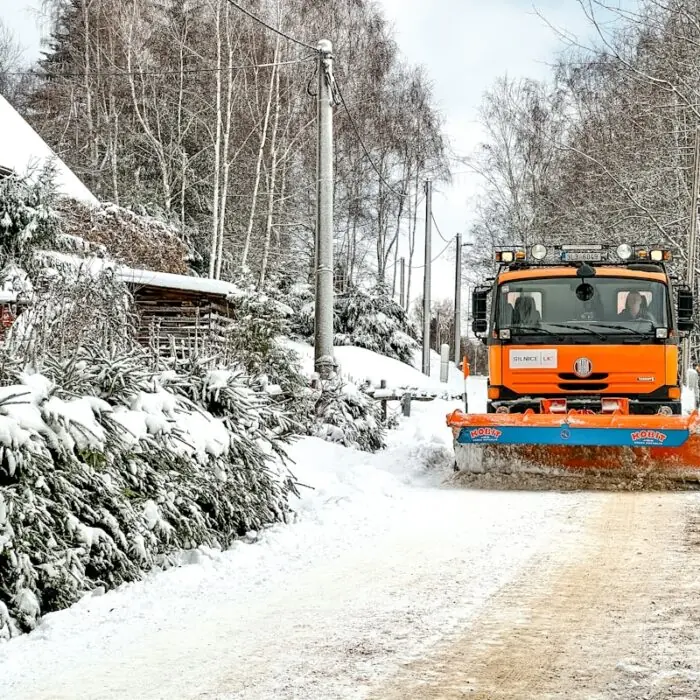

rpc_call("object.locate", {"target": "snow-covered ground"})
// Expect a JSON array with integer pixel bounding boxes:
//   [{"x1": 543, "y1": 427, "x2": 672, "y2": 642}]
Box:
[
  {"x1": 287, "y1": 340, "x2": 462, "y2": 392},
  {"x1": 0, "y1": 350, "x2": 565, "y2": 699},
  {"x1": 286, "y1": 340, "x2": 487, "y2": 410},
  {"x1": 3, "y1": 348, "x2": 699, "y2": 699},
  {"x1": 0, "y1": 394, "x2": 584, "y2": 699}
]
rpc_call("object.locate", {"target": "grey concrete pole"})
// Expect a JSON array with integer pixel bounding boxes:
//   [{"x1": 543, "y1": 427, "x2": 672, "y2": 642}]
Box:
[
  {"x1": 314, "y1": 40, "x2": 335, "y2": 379},
  {"x1": 422, "y1": 180, "x2": 432, "y2": 375}
]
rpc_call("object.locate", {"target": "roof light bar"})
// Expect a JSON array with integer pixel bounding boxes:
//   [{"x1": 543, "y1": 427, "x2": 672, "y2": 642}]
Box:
[{"x1": 495, "y1": 243, "x2": 671, "y2": 265}]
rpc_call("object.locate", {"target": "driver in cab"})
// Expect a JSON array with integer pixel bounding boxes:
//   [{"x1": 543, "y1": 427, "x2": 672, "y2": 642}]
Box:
[{"x1": 618, "y1": 290, "x2": 654, "y2": 322}]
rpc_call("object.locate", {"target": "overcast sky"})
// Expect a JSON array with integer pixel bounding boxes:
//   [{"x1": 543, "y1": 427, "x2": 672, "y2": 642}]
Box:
[
  {"x1": 4, "y1": 1, "x2": 633, "y2": 302},
  {"x1": 378, "y1": 0, "x2": 634, "y2": 301}
]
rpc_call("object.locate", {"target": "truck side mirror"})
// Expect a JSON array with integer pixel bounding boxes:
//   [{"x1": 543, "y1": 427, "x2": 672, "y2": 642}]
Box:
[
  {"x1": 678, "y1": 288, "x2": 694, "y2": 332},
  {"x1": 472, "y1": 288, "x2": 489, "y2": 336}
]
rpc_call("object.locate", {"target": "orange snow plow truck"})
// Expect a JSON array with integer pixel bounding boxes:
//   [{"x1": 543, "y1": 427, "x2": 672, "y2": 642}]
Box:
[{"x1": 448, "y1": 243, "x2": 700, "y2": 478}]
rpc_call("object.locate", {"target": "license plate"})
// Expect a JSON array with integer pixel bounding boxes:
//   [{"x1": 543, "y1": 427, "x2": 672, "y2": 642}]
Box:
[{"x1": 561, "y1": 251, "x2": 603, "y2": 262}]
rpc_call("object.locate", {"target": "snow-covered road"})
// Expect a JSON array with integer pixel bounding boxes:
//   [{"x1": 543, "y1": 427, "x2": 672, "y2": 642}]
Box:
[
  {"x1": 0, "y1": 395, "x2": 582, "y2": 699},
  {"x1": 2, "y1": 391, "x2": 700, "y2": 699},
  {"x1": 376, "y1": 490, "x2": 700, "y2": 699}
]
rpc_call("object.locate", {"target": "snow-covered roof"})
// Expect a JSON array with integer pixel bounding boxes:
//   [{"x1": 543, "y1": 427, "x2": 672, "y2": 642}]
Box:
[
  {"x1": 115, "y1": 267, "x2": 244, "y2": 299},
  {"x1": 0, "y1": 95, "x2": 98, "y2": 205},
  {"x1": 33, "y1": 254, "x2": 242, "y2": 300}
]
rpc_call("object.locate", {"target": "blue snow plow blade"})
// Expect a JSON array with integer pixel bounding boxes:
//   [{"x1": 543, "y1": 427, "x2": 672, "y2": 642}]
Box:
[{"x1": 455, "y1": 424, "x2": 690, "y2": 448}]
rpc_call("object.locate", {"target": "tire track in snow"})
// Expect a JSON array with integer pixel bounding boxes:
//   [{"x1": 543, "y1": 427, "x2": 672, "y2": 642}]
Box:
[
  {"x1": 0, "y1": 489, "x2": 587, "y2": 700},
  {"x1": 374, "y1": 491, "x2": 700, "y2": 699}
]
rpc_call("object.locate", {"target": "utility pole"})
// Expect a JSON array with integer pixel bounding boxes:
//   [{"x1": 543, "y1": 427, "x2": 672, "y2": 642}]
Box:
[
  {"x1": 454, "y1": 236, "x2": 473, "y2": 366},
  {"x1": 454, "y1": 232, "x2": 462, "y2": 365},
  {"x1": 314, "y1": 40, "x2": 335, "y2": 379},
  {"x1": 422, "y1": 180, "x2": 432, "y2": 375},
  {"x1": 399, "y1": 257, "x2": 406, "y2": 310},
  {"x1": 682, "y1": 124, "x2": 700, "y2": 384}
]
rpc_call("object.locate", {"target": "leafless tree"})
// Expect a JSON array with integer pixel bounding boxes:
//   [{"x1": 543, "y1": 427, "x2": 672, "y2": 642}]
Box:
[{"x1": 20, "y1": 0, "x2": 450, "y2": 292}]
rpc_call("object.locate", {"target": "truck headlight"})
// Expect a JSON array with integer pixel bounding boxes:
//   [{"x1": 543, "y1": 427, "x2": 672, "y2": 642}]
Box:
[{"x1": 655, "y1": 327, "x2": 668, "y2": 339}]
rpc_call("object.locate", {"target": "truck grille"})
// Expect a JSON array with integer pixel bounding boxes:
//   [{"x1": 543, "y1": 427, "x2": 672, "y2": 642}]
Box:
[
  {"x1": 557, "y1": 373, "x2": 609, "y2": 381},
  {"x1": 558, "y1": 382, "x2": 609, "y2": 392}
]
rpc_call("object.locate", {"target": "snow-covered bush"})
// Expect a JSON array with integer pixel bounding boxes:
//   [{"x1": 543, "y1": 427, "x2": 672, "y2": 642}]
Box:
[
  {"x1": 0, "y1": 343, "x2": 294, "y2": 638},
  {"x1": 286, "y1": 282, "x2": 419, "y2": 366},
  {"x1": 157, "y1": 349, "x2": 300, "y2": 458},
  {"x1": 0, "y1": 168, "x2": 59, "y2": 266},
  {"x1": 286, "y1": 281, "x2": 315, "y2": 340},
  {"x1": 0, "y1": 251, "x2": 296, "y2": 636},
  {"x1": 7, "y1": 265, "x2": 134, "y2": 365},
  {"x1": 333, "y1": 285, "x2": 419, "y2": 365},
  {"x1": 223, "y1": 286, "x2": 305, "y2": 398},
  {"x1": 309, "y1": 376, "x2": 386, "y2": 453},
  {"x1": 56, "y1": 200, "x2": 195, "y2": 274}
]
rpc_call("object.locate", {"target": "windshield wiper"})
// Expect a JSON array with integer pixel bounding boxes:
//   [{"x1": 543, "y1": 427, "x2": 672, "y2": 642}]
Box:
[
  {"x1": 507, "y1": 325, "x2": 562, "y2": 337},
  {"x1": 578, "y1": 321, "x2": 650, "y2": 337},
  {"x1": 536, "y1": 321, "x2": 608, "y2": 342}
]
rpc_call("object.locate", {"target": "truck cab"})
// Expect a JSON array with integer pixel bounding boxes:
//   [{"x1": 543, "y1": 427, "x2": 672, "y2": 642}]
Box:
[{"x1": 471, "y1": 244, "x2": 695, "y2": 416}]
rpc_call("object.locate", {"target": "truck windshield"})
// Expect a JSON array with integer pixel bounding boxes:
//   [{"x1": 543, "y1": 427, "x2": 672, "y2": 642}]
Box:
[{"x1": 497, "y1": 276, "x2": 669, "y2": 336}]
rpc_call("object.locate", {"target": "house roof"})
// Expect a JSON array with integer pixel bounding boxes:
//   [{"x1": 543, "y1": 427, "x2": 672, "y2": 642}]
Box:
[
  {"x1": 115, "y1": 267, "x2": 244, "y2": 300},
  {"x1": 0, "y1": 95, "x2": 98, "y2": 205}
]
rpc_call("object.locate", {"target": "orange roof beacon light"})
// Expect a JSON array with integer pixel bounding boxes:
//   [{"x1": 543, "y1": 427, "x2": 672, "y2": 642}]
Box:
[{"x1": 449, "y1": 240, "x2": 700, "y2": 481}]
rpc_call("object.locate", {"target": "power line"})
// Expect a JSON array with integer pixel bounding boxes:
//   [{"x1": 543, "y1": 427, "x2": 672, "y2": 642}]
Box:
[
  {"x1": 223, "y1": 0, "x2": 317, "y2": 52},
  {"x1": 431, "y1": 212, "x2": 451, "y2": 243},
  {"x1": 386, "y1": 238, "x2": 453, "y2": 273},
  {"x1": 410, "y1": 238, "x2": 453, "y2": 269},
  {"x1": 334, "y1": 78, "x2": 408, "y2": 200},
  {"x1": 5, "y1": 55, "x2": 316, "y2": 79}
]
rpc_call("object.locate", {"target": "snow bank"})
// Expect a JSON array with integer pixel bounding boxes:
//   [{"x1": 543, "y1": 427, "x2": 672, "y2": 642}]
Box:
[{"x1": 286, "y1": 340, "x2": 472, "y2": 398}]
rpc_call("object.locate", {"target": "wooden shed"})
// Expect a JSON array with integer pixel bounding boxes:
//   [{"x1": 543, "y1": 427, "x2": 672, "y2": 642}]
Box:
[{"x1": 115, "y1": 268, "x2": 240, "y2": 354}]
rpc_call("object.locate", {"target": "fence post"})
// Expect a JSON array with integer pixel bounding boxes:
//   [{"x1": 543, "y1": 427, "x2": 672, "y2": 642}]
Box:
[
  {"x1": 440, "y1": 343, "x2": 450, "y2": 383},
  {"x1": 401, "y1": 392, "x2": 412, "y2": 417},
  {"x1": 380, "y1": 379, "x2": 387, "y2": 422}
]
